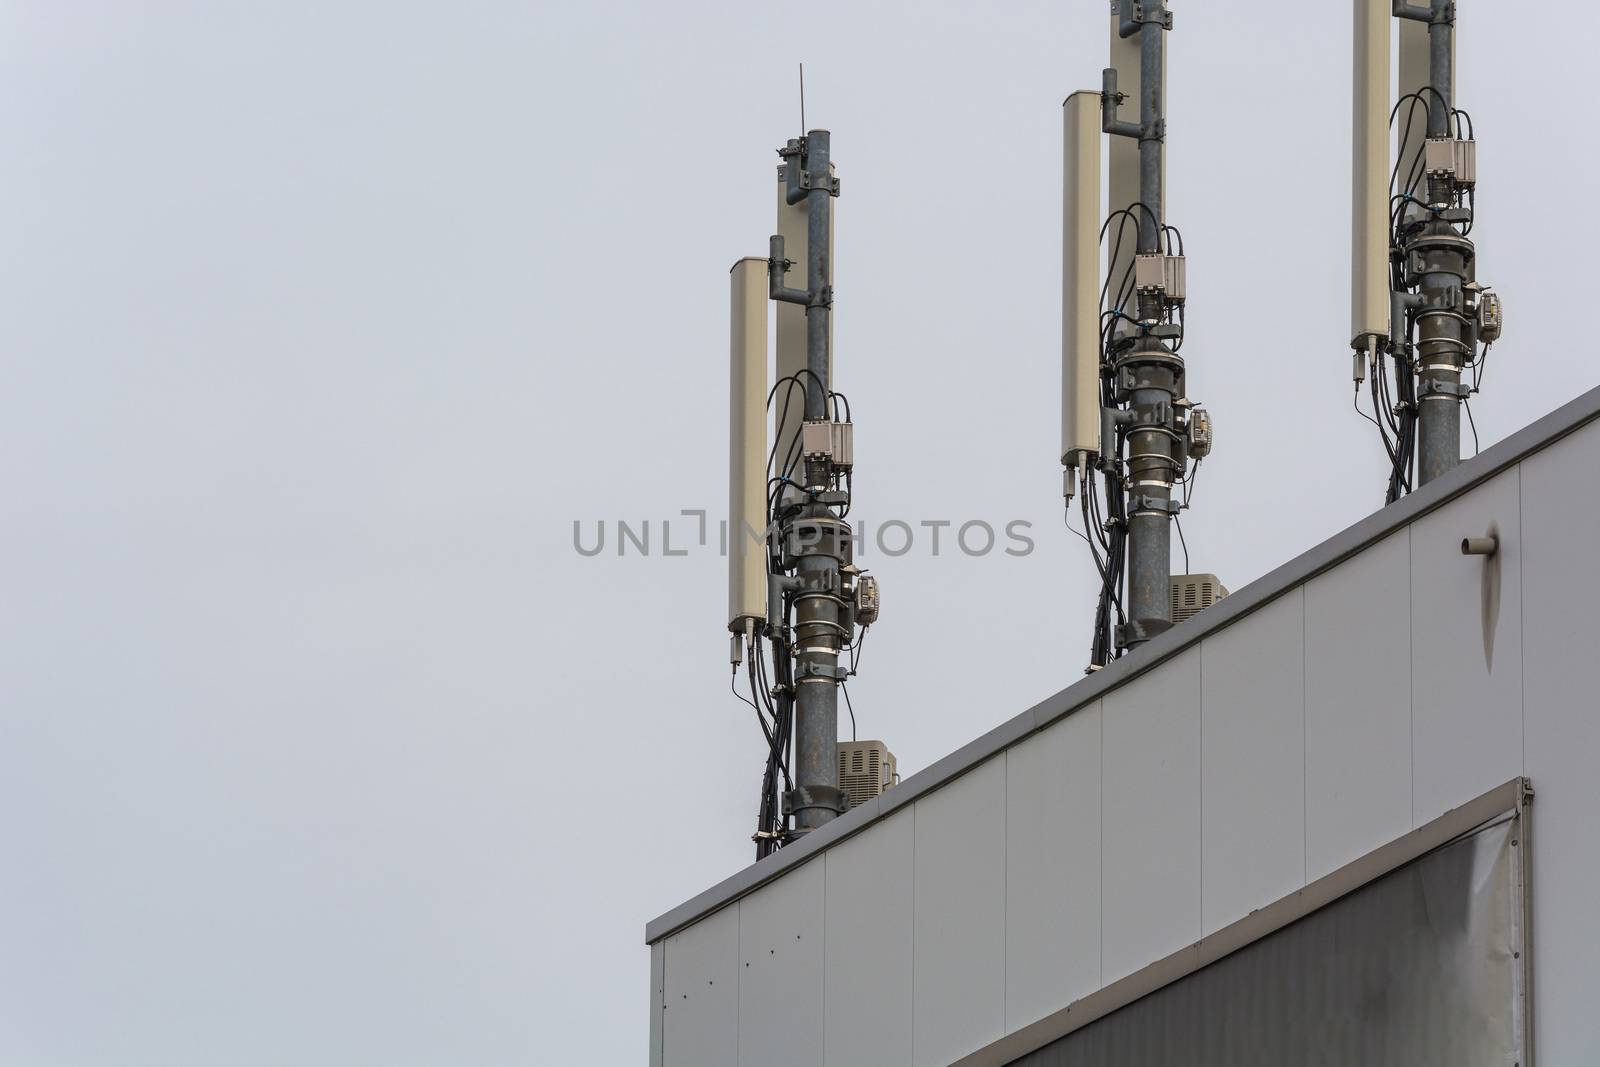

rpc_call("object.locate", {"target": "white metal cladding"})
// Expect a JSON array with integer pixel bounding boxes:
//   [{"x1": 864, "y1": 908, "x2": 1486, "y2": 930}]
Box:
[
  {"x1": 913, "y1": 758, "x2": 1007, "y2": 1066},
  {"x1": 1199, "y1": 589, "x2": 1305, "y2": 935},
  {"x1": 1409, "y1": 468, "x2": 1523, "y2": 827},
  {"x1": 825, "y1": 809, "x2": 915, "y2": 1065},
  {"x1": 1101, "y1": 649, "x2": 1201, "y2": 985},
  {"x1": 649, "y1": 943, "x2": 664, "y2": 1067},
  {"x1": 1004, "y1": 701, "x2": 1101, "y2": 1031},
  {"x1": 650, "y1": 385, "x2": 1600, "y2": 1066},
  {"x1": 737, "y1": 861, "x2": 824, "y2": 1067},
  {"x1": 1520, "y1": 416, "x2": 1600, "y2": 1063},
  {"x1": 1303, "y1": 530, "x2": 1412, "y2": 880},
  {"x1": 662, "y1": 905, "x2": 738, "y2": 1067}
]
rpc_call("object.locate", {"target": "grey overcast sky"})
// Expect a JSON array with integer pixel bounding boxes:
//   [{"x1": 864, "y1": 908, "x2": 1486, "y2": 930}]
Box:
[{"x1": 1, "y1": 2, "x2": 1593, "y2": 1064}]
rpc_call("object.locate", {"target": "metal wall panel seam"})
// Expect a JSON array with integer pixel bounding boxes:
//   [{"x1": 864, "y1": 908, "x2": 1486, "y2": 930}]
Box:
[
  {"x1": 1302, "y1": 584, "x2": 1309, "y2": 885},
  {"x1": 735, "y1": 900, "x2": 742, "y2": 1067},
  {"x1": 650, "y1": 943, "x2": 665, "y2": 1067},
  {"x1": 910, "y1": 802, "x2": 917, "y2": 1066},
  {"x1": 1513, "y1": 780, "x2": 1535, "y2": 1067},
  {"x1": 821, "y1": 852, "x2": 826, "y2": 1064},
  {"x1": 1409, "y1": 526, "x2": 1416, "y2": 830},
  {"x1": 1002, "y1": 751, "x2": 1009, "y2": 1033},
  {"x1": 1518, "y1": 466, "x2": 1526, "y2": 774}
]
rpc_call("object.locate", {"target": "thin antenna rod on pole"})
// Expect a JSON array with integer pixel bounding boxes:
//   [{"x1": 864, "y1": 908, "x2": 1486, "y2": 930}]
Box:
[{"x1": 799, "y1": 63, "x2": 807, "y2": 135}]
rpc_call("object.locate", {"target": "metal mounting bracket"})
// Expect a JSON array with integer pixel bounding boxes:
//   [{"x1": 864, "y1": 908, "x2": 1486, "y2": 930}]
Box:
[
  {"x1": 1417, "y1": 378, "x2": 1472, "y2": 399},
  {"x1": 1130, "y1": 493, "x2": 1181, "y2": 515},
  {"x1": 794, "y1": 661, "x2": 848, "y2": 682},
  {"x1": 783, "y1": 785, "x2": 846, "y2": 820}
]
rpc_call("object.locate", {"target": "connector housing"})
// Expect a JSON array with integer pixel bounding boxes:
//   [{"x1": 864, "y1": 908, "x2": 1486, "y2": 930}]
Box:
[
  {"x1": 802, "y1": 420, "x2": 854, "y2": 469},
  {"x1": 1135, "y1": 253, "x2": 1187, "y2": 303},
  {"x1": 1478, "y1": 291, "x2": 1504, "y2": 344},
  {"x1": 1188, "y1": 407, "x2": 1214, "y2": 460},
  {"x1": 1424, "y1": 137, "x2": 1477, "y2": 187},
  {"x1": 854, "y1": 573, "x2": 880, "y2": 627}
]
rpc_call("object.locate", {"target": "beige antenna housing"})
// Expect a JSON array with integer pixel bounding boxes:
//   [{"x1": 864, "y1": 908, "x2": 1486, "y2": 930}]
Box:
[
  {"x1": 1351, "y1": 2, "x2": 1457, "y2": 361},
  {"x1": 774, "y1": 161, "x2": 836, "y2": 483},
  {"x1": 1351, "y1": 0, "x2": 1391, "y2": 351},
  {"x1": 728, "y1": 258, "x2": 769, "y2": 632},
  {"x1": 1062, "y1": 91, "x2": 1103, "y2": 472}
]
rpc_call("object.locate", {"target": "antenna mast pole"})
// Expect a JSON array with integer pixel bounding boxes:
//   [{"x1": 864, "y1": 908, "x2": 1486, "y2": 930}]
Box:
[
  {"x1": 764, "y1": 129, "x2": 870, "y2": 841},
  {"x1": 775, "y1": 130, "x2": 846, "y2": 834},
  {"x1": 1407, "y1": 0, "x2": 1467, "y2": 486},
  {"x1": 1352, "y1": 0, "x2": 1502, "y2": 501},
  {"x1": 732, "y1": 124, "x2": 878, "y2": 857},
  {"x1": 1119, "y1": 1, "x2": 1177, "y2": 648},
  {"x1": 1094, "y1": 0, "x2": 1203, "y2": 655}
]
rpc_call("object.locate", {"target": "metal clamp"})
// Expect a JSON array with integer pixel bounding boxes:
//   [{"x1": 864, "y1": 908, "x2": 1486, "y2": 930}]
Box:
[
  {"x1": 794, "y1": 660, "x2": 848, "y2": 682},
  {"x1": 801, "y1": 172, "x2": 842, "y2": 196},
  {"x1": 1130, "y1": 493, "x2": 1182, "y2": 515},
  {"x1": 1118, "y1": 1, "x2": 1173, "y2": 31},
  {"x1": 783, "y1": 785, "x2": 846, "y2": 820},
  {"x1": 1116, "y1": 617, "x2": 1173, "y2": 649},
  {"x1": 1417, "y1": 378, "x2": 1472, "y2": 399}
]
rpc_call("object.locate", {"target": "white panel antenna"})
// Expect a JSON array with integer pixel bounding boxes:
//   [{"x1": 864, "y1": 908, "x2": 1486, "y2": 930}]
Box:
[
  {"x1": 728, "y1": 258, "x2": 769, "y2": 654},
  {"x1": 1062, "y1": 90, "x2": 1103, "y2": 494}
]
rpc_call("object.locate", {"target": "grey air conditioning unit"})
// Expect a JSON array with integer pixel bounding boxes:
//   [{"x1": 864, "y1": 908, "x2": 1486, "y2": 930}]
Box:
[
  {"x1": 1171, "y1": 573, "x2": 1229, "y2": 625},
  {"x1": 837, "y1": 741, "x2": 897, "y2": 810}
]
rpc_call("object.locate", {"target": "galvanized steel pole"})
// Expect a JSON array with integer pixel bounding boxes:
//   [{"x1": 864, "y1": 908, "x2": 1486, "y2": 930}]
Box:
[
  {"x1": 770, "y1": 131, "x2": 848, "y2": 835},
  {"x1": 1109, "y1": 0, "x2": 1183, "y2": 649},
  {"x1": 1405, "y1": 0, "x2": 1472, "y2": 487}
]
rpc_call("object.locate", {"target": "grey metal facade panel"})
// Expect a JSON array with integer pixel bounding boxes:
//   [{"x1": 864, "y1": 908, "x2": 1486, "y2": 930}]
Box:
[
  {"x1": 737, "y1": 860, "x2": 824, "y2": 1067},
  {"x1": 645, "y1": 794, "x2": 881, "y2": 947},
  {"x1": 878, "y1": 709, "x2": 1039, "y2": 818},
  {"x1": 1303, "y1": 531, "x2": 1413, "y2": 881},
  {"x1": 1200, "y1": 589, "x2": 1306, "y2": 934},
  {"x1": 1520, "y1": 416, "x2": 1600, "y2": 1064},
  {"x1": 1409, "y1": 468, "x2": 1524, "y2": 827},
  {"x1": 823, "y1": 809, "x2": 915, "y2": 1067},
  {"x1": 662, "y1": 903, "x2": 739, "y2": 1067},
  {"x1": 650, "y1": 942, "x2": 664, "y2": 1067},
  {"x1": 1101, "y1": 648, "x2": 1201, "y2": 984},
  {"x1": 1005, "y1": 702, "x2": 1103, "y2": 1031},
  {"x1": 955, "y1": 780, "x2": 1530, "y2": 1066},
  {"x1": 913, "y1": 756, "x2": 1007, "y2": 1067},
  {"x1": 1005, "y1": 817, "x2": 1526, "y2": 1067},
  {"x1": 646, "y1": 384, "x2": 1600, "y2": 945}
]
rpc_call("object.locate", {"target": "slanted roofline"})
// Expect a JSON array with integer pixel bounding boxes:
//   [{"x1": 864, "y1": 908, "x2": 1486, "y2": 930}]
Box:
[{"x1": 646, "y1": 382, "x2": 1600, "y2": 946}]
